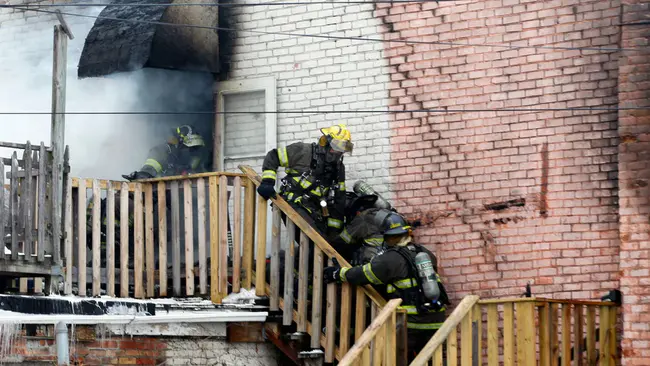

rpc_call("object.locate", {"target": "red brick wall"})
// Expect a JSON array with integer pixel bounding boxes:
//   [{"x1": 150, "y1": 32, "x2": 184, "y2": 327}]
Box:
[
  {"x1": 377, "y1": 0, "x2": 622, "y2": 301},
  {"x1": 8, "y1": 328, "x2": 167, "y2": 365},
  {"x1": 3, "y1": 325, "x2": 279, "y2": 365},
  {"x1": 618, "y1": 2, "x2": 650, "y2": 364}
]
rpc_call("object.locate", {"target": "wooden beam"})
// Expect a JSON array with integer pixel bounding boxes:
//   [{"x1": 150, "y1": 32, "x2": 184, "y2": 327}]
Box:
[
  {"x1": 183, "y1": 179, "x2": 194, "y2": 296},
  {"x1": 51, "y1": 25, "x2": 67, "y2": 269}
]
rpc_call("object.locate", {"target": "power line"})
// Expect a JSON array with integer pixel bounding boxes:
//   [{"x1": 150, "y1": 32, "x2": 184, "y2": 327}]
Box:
[
  {"x1": 0, "y1": 106, "x2": 641, "y2": 115},
  {"x1": 1, "y1": 0, "x2": 462, "y2": 7},
  {"x1": 10, "y1": 6, "x2": 646, "y2": 53}
]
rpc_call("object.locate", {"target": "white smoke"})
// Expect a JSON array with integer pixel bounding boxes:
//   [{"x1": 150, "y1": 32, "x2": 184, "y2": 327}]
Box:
[{"x1": 0, "y1": 4, "x2": 214, "y2": 180}]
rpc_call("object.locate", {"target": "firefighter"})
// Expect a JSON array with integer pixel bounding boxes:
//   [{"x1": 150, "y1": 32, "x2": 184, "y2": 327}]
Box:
[
  {"x1": 335, "y1": 194, "x2": 388, "y2": 264},
  {"x1": 323, "y1": 212, "x2": 450, "y2": 362},
  {"x1": 256, "y1": 124, "x2": 352, "y2": 240},
  {"x1": 122, "y1": 125, "x2": 209, "y2": 181}
]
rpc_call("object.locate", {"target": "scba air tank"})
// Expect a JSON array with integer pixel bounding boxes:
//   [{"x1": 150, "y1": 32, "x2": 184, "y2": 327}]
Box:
[{"x1": 414, "y1": 252, "x2": 440, "y2": 302}]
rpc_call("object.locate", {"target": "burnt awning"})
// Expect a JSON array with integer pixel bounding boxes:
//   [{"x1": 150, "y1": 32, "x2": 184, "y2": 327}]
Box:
[{"x1": 78, "y1": 0, "x2": 220, "y2": 78}]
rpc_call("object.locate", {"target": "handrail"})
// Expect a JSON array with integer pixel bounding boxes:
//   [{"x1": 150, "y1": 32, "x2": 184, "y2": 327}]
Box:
[
  {"x1": 134, "y1": 171, "x2": 247, "y2": 183},
  {"x1": 70, "y1": 171, "x2": 246, "y2": 188},
  {"x1": 239, "y1": 164, "x2": 387, "y2": 307},
  {"x1": 338, "y1": 298, "x2": 403, "y2": 366},
  {"x1": 410, "y1": 295, "x2": 480, "y2": 366},
  {"x1": 478, "y1": 297, "x2": 618, "y2": 307}
]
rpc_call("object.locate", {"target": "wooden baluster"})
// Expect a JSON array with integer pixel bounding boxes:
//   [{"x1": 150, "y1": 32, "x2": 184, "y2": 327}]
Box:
[
  {"x1": 197, "y1": 178, "x2": 207, "y2": 295},
  {"x1": 503, "y1": 303, "x2": 514, "y2": 366},
  {"x1": 373, "y1": 314, "x2": 385, "y2": 366},
  {"x1": 433, "y1": 345, "x2": 443, "y2": 366},
  {"x1": 562, "y1": 304, "x2": 571, "y2": 366},
  {"x1": 106, "y1": 181, "x2": 115, "y2": 297},
  {"x1": 473, "y1": 304, "x2": 483, "y2": 366},
  {"x1": 22, "y1": 143, "x2": 33, "y2": 263},
  {"x1": 170, "y1": 181, "x2": 181, "y2": 297},
  {"x1": 134, "y1": 183, "x2": 144, "y2": 299},
  {"x1": 183, "y1": 179, "x2": 194, "y2": 296},
  {"x1": 157, "y1": 181, "x2": 168, "y2": 297},
  {"x1": 370, "y1": 303, "x2": 378, "y2": 365},
  {"x1": 9, "y1": 152, "x2": 18, "y2": 261},
  {"x1": 448, "y1": 327, "x2": 458, "y2": 366},
  {"x1": 311, "y1": 246, "x2": 324, "y2": 349},
  {"x1": 63, "y1": 174, "x2": 72, "y2": 294},
  {"x1": 516, "y1": 301, "x2": 536, "y2": 366},
  {"x1": 608, "y1": 306, "x2": 617, "y2": 364},
  {"x1": 355, "y1": 287, "x2": 367, "y2": 341},
  {"x1": 242, "y1": 178, "x2": 255, "y2": 289},
  {"x1": 76, "y1": 178, "x2": 86, "y2": 296},
  {"x1": 119, "y1": 182, "x2": 129, "y2": 297},
  {"x1": 91, "y1": 179, "x2": 101, "y2": 296},
  {"x1": 487, "y1": 304, "x2": 498, "y2": 366},
  {"x1": 254, "y1": 194, "x2": 268, "y2": 296},
  {"x1": 208, "y1": 176, "x2": 219, "y2": 302},
  {"x1": 144, "y1": 183, "x2": 155, "y2": 297},
  {"x1": 218, "y1": 175, "x2": 228, "y2": 300},
  {"x1": 573, "y1": 304, "x2": 584, "y2": 366},
  {"x1": 0, "y1": 160, "x2": 4, "y2": 260},
  {"x1": 325, "y1": 257, "x2": 337, "y2": 362},
  {"x1": 340, "y1": 282, "x2": 352, "y2": 356},
  {"x1": 37, "y1": 145, "x2": 46, "y2": 262},
  {"x1": 270, "y1": 204, "x2": 281, "y2": 311},
  {"x1": 586, "y1": 306, "x2": 596, "y2": 366},
  {"x1": 282, "y1": 220, "x2": 296, "y2": 326},
  {"x1": 385, "y1": 310, "x2": 396, "y2": 366},
  {"x1": 232, "y1": 176, "x2": 242, "y2": 293},
  {"x1": 297, "y1": 231, "x2": 309, "y2": 332},
  {"x1": 539, "y1": 303, "x2": 551, "y2": 366},
  {"x1": 461, "y1": 305, "x2": 473, "y2": 366},
  {"x1": 599, "y1": 306, "x2": 610, "y2": 366},
  {"x1": 550, "y1": 304, "x2": 560, "y2": 366}
]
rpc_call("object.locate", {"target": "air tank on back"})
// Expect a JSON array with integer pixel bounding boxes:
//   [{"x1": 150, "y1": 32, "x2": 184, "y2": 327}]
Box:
[
  {"x1": 415, "y1": 251, "x2": 440, "y2": 302},
  {"x1": 353, "y1": 181, "x2": 392, "y2": 210}
]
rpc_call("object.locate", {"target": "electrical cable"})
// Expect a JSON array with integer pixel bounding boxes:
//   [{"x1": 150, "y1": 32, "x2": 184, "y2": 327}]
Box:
[
  {"x1": 0, "y1": 0, "x2": 466, "y2": 7},
  {"x1": 0, "y1": 106, "x2": 641, "y2": 115},
  {"x1": 6, "y1": 6, "x2": 646, "y2": 53}
]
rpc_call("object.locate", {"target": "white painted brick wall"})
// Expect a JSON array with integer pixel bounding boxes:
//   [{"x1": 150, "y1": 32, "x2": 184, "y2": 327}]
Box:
[
  {"x1": 223, "y1": 2, "x2": 394, "y2": 198},
  {"x1": 165, "y1": 339, "x2": 280, "y2": 366}
]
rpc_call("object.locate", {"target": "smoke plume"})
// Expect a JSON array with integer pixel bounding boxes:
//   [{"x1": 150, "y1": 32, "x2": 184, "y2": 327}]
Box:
[{"x1": 0, "y1": 5, "x2": 214, "y2": 180}]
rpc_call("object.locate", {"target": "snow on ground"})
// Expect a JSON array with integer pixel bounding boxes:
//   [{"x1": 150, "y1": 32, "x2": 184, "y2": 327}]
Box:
[{"x1": 221, "y1": 288, "x2": 260, "y2": 304}]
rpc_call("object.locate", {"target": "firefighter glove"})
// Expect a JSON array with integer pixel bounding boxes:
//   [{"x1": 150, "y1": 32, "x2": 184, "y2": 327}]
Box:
[
  {"x1": 121, "y1": 171, "x2": 153, "y2": 182},
  {"x1": 257, "y1": 179, "x2": 277, "y2": 200},
  {"x1": 323, "y1": 266, "x2": 341, "y2": 284}
]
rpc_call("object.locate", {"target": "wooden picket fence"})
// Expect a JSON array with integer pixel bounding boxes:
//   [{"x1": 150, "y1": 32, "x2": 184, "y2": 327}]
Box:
[
  {"x1": 411, "y1": 296, "x2": 620, "y2": 366},
  {"x1": 63, "y1": 172, "x2": 256, "y2": 300},
  {"x1": 0, "y1": 141, "x2": 65, "y2": 293}
]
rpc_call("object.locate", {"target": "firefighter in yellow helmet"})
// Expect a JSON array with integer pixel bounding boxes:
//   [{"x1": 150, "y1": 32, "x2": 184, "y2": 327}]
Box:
[
  {"x1": 122, "y1": 125, "x2": 209, "y2": 181},
  {"x1": 257, "y1": 124, "x2": 353, "y2": 240}
]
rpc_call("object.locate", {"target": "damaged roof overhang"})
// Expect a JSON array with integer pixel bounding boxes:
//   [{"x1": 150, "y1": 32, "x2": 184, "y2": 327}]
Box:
[{"x1": 77, "y1": 0, "x2": 220, "y2": 78}]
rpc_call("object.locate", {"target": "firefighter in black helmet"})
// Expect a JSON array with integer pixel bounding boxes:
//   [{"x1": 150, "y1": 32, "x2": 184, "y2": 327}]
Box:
[
  {"x1": 256, "y1": 124, "x2": 352, "y2": 240},
  {"x1": 122, "y1": 125, "x2": 209, "y2": 181},
  {"x1": 323, "y1": 212, "x2": 450, "y2": 362}
]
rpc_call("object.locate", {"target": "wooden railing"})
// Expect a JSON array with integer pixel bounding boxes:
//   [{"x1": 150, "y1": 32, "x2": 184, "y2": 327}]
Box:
[
  {"x1": 240, "y1": 165, "x2": 397, "y2": 363},
  {"x1": 0, "y1": 141, "x2": 66, "y2": 294},
  {"x1": 411, "y1": 296, "x2": 620, "y2": 366},
  {"x1": 338, "y1": 298, "x2": 404, "y2": 366},
  {"x1": 63, "y1": 172, "x2": 256, "y2": 301}
]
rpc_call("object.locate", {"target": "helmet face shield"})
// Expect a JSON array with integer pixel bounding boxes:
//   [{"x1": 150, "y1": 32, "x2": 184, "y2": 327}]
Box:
[{"x1": 330, "y1": 138, "x2": 353, "y2": 154}]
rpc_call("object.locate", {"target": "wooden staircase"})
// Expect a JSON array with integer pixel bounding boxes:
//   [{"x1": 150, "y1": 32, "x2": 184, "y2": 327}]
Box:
[{"x1": 241, "y1": 165, "x2": 621, "y2": 366}]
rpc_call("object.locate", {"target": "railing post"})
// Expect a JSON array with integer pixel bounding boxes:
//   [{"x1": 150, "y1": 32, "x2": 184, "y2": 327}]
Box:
[{"x1": 254, "y1": 194, "x2": 268, "y2": 297}]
